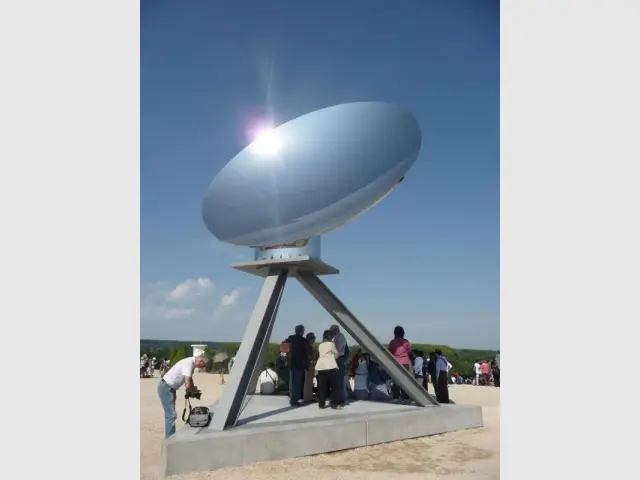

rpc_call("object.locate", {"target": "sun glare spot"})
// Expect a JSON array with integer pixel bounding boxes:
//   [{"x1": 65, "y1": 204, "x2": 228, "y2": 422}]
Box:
[{"x1": 252, "y1": 129, "x2": 282, "y2": 156}]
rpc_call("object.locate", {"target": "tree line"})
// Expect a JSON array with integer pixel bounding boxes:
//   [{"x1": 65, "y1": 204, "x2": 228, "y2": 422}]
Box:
[{"x1": 141, "y1": 339, "x2": 498, "y2": 377}]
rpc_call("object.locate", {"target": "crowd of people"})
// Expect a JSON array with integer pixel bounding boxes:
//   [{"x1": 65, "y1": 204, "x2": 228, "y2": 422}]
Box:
[
  {"x1": 258, "y1": 324, "x2": 492, "y2": 408},
  {"x1": 139, "y1": 354, "x2": 170, "y2": 378},
  {"x1": 146, "y1": 333, "x2": 499, "y2": 440},
  {"x1": 444, "y1": 355, "x2": 501, "y2": 386},
  {"x1": 472, "y1": 357, "x2": 500, "y2": 386},
  {"x1": 282, "y1": 324, "x2": 351, "y2": 410}
]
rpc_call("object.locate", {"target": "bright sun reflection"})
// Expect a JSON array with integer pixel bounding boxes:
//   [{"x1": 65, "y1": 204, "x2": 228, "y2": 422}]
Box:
[{"x1": 252, "y1": 129, "x2": 283, "y2": 156}]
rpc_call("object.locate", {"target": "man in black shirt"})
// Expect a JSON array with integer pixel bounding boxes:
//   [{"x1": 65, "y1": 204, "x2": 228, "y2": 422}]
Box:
[{"x1": 286, "y1": 324, "x2": 310, "y2": 406}]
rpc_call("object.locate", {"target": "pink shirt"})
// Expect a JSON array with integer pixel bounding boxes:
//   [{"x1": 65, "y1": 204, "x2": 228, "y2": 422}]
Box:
[
  {"x1": 480, "y1": 362, "x2": 489, "y2": 374},
  {"x1": 389, "y1": 338, "x2": 412, "y2": 365}
]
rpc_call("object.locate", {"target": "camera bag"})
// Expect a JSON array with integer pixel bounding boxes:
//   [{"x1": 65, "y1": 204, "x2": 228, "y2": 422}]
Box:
[{"x1": 182, "y1": 398, "x2": 211, "y2": 427}]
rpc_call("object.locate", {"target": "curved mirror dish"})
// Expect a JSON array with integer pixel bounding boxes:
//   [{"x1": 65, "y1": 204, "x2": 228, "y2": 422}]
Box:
[
  {"x1": 314, "y1": 178, "x2": 404, "y2": 237},
  {"x1": 202, "y1": 102, "x2": 422, "y2": 246}
]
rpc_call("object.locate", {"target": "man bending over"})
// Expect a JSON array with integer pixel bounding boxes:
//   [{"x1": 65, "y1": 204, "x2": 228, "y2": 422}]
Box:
[{"x1": 157, "y1": 354, "x2": 209, "y2": 439}]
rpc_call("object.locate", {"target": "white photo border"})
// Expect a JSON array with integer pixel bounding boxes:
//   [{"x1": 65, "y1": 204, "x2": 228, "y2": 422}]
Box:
[
  {"x1": 0, "y1": 1, "x2": 140, "y2": 479},
  {"x1": 502, "y1": 1, "x2": 640, "y2": 478}
]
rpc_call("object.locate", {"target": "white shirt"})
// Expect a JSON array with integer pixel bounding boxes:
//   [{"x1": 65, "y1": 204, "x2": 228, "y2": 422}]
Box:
[
  {"x1": 162, "y1": 357, "x2": 195, "y2": 390},
  {"x1": 474, "y1": 362, "x2": 481, "y2": 374},
  {"x1": 258, "y1": 368, "x2": 278, "y2": 394},
  {"x1": 315, "y1": 341, "x2": 339, "y2": 371}
]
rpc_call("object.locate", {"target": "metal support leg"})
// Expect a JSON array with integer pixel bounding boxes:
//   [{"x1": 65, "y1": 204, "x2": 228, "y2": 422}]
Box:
[
  {"x1": 247, "y1": 301, "x2": 279, "y2": 397},
  {"x1": 209, "y1": 269, "x2": 289, "y2": 431},
  {"x1": 296, "y1": 270, "x2": 438, "y2": 407}
]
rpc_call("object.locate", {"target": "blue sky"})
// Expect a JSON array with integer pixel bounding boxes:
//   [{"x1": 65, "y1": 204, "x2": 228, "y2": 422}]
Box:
[{"x1": 141, "y1": 1, "x2": 499, "y2": 349}]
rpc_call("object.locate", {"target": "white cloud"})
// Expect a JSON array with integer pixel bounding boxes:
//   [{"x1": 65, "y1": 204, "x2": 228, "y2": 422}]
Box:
[
  {"x1": 212, "y1": 287, "x2": 247, "y2": 323},
  {"x1": 141, "y1": 279, "x2": 249, "y2": 335},
  {"x1": 220, "y1": 287, "x2": 242, "y2": 307},
  {"x1": 141, "y1": 278, "x2": 213, "y2": 322},
  {"x1": 166, "y1": 277, "x2": 213, "y2": 302}
]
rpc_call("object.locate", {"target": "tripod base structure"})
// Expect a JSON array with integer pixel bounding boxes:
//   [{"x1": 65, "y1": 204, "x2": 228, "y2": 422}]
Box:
[
  {"x1": 161, "y1": 258, "x2": 484, "y2": 476},
  {"x1": 210, "y1": 257, "x2": 439, "y2": 432}
]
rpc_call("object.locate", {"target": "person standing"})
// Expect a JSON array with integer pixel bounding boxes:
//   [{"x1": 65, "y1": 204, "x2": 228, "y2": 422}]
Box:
[
  {"x1": 473, "y1": 360, "x2": 482, "y2": 387},
  {"x1": 480, "y1": 360, "x2": 490, "y2": 386},
  {"x1": 388, "y1": 326, "x2": 412, "y2": 399},
  {"x1": 329, "y1": 324, "x2": 349, "y2": 406},
  {"x1": 303, "y1": 332, "x2": 317, "y2": 403},
  {"x1": 473, "y1": 360, "x2": 481, "y2": 386},
  {"x1": 286, "y1": 324, "x2": 309, "y2": 407},
  {"x1": 315, "y1": 330, "x2": 342, "y2": 409},
  {"x1": 140, "y1": 356, "x2": 147, "y2": 377},
  {"x1": 413, "y1": 350, "x2": 426, "y2": 391},
  {"x1": 491, "y1": 355, "x2": 500, "y2": 387},
  {"x1": 157, "y1": 354, "x2": 209, "y2": 439},
  {"x1": 426, "y1": 351, "x2": 437, "y2": 389},
  {"x1": 434, "y1": 350, "x2": 450, "y2": 403}
]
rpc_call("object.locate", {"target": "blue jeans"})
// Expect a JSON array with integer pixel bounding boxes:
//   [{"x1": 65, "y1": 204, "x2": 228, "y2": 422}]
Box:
[{"x1": 157, "y1": 380, "x2": 177, "y2": 439}]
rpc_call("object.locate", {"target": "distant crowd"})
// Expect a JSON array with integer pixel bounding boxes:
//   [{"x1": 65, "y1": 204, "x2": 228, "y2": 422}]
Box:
[
  {"x1": 140, "y1": 354, "x2": 170, "y2": 378},
  {"x1": 472, "y1": 358, "x2": 500, "y2": 386},
  {"x1": 254, "y1": 324, "x2": 499, "y2": 408}
]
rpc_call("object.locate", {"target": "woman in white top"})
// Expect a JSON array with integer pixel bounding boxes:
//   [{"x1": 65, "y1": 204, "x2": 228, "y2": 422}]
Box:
[{"x1": 315, "y1": 330, "x2": 342, "y2": 410}]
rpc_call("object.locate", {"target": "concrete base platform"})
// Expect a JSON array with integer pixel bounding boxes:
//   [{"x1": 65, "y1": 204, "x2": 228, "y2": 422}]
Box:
[{"x1": 162, "y1": 395, "x2": 483, "y2": 476}]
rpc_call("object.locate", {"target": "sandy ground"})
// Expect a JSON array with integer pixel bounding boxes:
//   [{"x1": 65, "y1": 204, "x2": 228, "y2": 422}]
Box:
[{"x1": 141, "y1": 374, "x2": 500, "y2": 480}]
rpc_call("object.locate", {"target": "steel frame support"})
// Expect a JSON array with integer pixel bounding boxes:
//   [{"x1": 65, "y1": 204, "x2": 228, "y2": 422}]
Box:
[
  {"x1": 210, "y1": 265, "x2": 437, "y2": 432},
  {"x1": 208, "y1": 269, "x2": 288, "y2": 431},
  {"x1": 296, "y1": 271, "x2": 438, "y2": 407}
]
